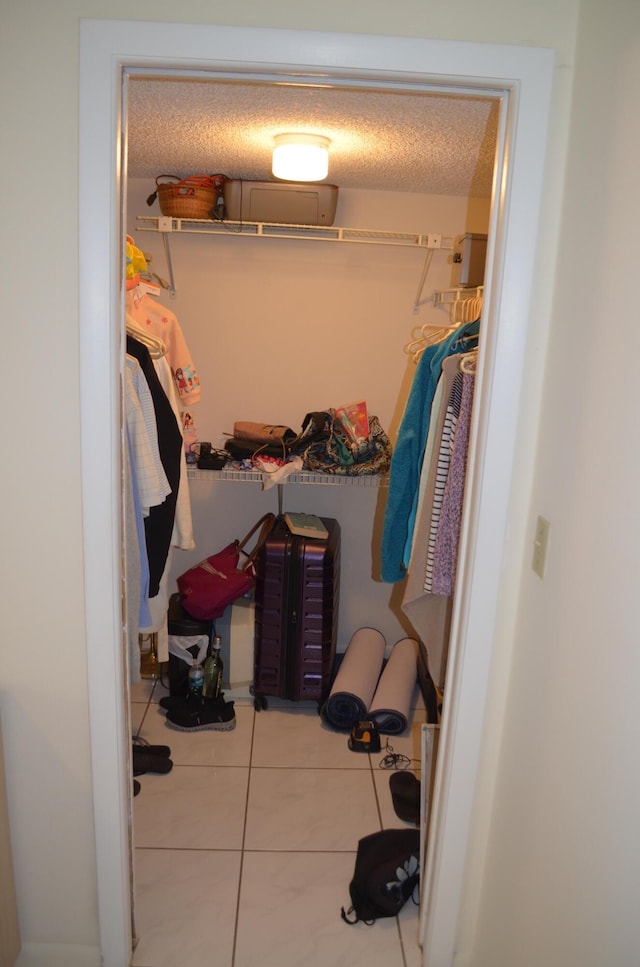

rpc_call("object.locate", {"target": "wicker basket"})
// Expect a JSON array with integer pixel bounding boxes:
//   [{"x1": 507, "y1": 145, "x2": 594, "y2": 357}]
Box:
[{"x1": 153, "y1": 175, "x2": 218, "y2": 219}]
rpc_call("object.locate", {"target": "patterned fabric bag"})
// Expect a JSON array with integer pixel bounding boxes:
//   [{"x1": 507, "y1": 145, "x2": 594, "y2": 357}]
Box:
[{"x1": 302, "y1": 411, "x2": 392, "y2": 476}]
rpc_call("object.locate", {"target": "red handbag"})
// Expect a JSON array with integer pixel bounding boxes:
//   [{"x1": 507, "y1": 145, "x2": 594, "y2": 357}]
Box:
[{"x1": 177, "y1": 513, "x2": 275, "y2": 621}]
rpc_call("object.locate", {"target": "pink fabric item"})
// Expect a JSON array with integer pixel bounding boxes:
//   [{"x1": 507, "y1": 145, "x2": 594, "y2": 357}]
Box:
[{"x1": 125, "y1": 288, "x2": 201, "y2": 405}]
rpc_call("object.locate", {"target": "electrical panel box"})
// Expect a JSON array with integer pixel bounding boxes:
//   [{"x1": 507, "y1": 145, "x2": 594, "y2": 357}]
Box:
[
  {"x1": 452, "y1": 232, "x2": 488, "y2": 287},
  {"x1": 223, "y1": 180, "x2": 339, "y2": 226}
]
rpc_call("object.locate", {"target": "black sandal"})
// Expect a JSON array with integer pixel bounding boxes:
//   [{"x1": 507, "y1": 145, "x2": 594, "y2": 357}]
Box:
[
  {"x1": 132, "y1": 736, "x2": 172, "y2": 757},
  {"x1": 132, "y1": 748, "x2": 173, "y2": 776},
  {"x1": 389, "y1": 771, "x2": 420, "y2": 825}
]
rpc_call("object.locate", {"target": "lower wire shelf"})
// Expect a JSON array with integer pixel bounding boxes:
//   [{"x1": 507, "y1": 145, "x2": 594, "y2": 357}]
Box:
[{"x1": 187, "y1": 467, "x2": 389, "y2": 487}]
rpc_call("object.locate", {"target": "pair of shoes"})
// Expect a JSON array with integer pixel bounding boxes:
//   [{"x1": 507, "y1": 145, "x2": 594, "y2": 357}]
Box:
[
  {"x1": 165, "y1": 694, "x2": 236, "y2": 732},
  {"x1": 158, "y1": 692, "x2": 225, "y2": 714},
  {"x1": 158, "y1": 694, "x2": 186, "y2": 712},
  {"x1": 133, "y1": 779, "x2": 141, "y2": 797},
  {"x1": 132, "y1": 749, "x2": 173, "y2": 776},
  {"x1": 133, "y1": 736, "x2": 172, "y2": 757},
  {"x1": 132, "y1": 738, "x2": 174, "y2": 776}
]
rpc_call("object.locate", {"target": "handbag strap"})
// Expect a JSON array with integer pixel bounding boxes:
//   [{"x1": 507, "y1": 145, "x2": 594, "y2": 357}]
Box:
[{"x1": 237, "y1": 513, "x2": 276, "y2": 572}]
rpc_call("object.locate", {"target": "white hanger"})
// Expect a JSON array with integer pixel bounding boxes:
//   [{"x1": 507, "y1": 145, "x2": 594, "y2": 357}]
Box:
[
  {"x1": 449, "y1": 290, "x2": 483, "y2": 325},
  {"x1": 125, "y1": 313, "x2": 167, "y2": 359},
  {"x1": 459, "y1": 349, "x2": 478, "y2": 374},
  {"x1": 404, "y1": 321, "x2": 458, "y2": 363}
]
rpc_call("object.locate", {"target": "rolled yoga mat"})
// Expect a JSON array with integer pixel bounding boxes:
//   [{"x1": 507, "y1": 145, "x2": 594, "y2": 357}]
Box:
[
  {"x1": 368, "y1": 637, "x2": 419, "y2": 735},
  {"x1": 322, "y1": 627, "x2": 386, "y2": 731}
]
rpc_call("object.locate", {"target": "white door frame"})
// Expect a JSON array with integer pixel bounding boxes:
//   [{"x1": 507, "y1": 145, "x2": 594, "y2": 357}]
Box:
[{"x1": 79, "y1": 20, "x2": 553, "y2": 967}]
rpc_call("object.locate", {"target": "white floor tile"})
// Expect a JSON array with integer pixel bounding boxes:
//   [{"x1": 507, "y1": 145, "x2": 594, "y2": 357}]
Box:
[
  {"x1": 134, "y1": 765, "x2": 248, "y2": 849},
  {"x1": 131, "y1": 848, "x2": 241, "y2": 967},
  {"x1": 245, "y1": 768, "x2": 380, "y2": 852},
  {"x1": 136, "y1": 703, "x2": 254, "y2": 767},
  {"x1": 234, "y1": 850, "x2": 406, "y2": 967},
  {"x1": 130, "y1": 686, "x2": 431, "y2": 966},
  {"x1": 398, "y1": 897, "x2": 423, "y2": 967},
  {"x1": 251, "y1": 706, "x2": 370, "y2": 769}
]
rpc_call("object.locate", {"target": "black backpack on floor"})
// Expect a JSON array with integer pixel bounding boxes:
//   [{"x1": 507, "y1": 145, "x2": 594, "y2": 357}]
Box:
[{"x1": 341, "y1": 828, "x2": 420, "y2": 925}]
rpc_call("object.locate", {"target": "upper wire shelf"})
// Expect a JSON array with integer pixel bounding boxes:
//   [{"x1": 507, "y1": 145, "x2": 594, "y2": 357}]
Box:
[
  {"x1": 433, "y1": 285, "x2": 484, "y2": 306},
  {"x1": 137, "y1": 214, "x2": 454, "y2": 298},
  {"x1": 432, "y1": 284, "x2": 484, "y2": 325},
  {"x1": 136, "y1": 215, "x2": 455, "y2": 251}
]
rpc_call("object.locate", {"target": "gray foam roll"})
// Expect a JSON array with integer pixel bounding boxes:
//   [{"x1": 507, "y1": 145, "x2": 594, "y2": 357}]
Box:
[
  {"x1": 368, "y1": 637, "x2": 419, "y2": 734},
  {"x1": 322, "y1": 627, "x2": 386, "y2": 731}
]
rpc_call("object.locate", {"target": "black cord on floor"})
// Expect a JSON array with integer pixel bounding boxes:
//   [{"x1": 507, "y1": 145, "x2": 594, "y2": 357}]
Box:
[{"x1": 377, "y1": 739, "x2": 419, "y2": 771}]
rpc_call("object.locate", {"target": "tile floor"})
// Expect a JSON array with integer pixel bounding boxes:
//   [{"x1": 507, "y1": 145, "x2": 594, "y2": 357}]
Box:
[{"x1": 129, "y1": 678, "x2": 427, "y2": 967}]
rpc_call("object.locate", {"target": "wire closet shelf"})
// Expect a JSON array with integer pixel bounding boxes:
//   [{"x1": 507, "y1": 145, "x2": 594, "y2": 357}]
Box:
[{"x1": 188, "y1": 467, "x2": 389, "y2": 488}]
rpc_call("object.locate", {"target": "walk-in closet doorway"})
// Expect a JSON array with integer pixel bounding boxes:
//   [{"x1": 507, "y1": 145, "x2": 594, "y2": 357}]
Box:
[{"x1": 79, "y1": 21, "x2": 554, "y2": 967}]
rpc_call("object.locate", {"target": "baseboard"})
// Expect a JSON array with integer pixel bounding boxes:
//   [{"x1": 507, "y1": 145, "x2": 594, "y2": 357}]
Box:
[{"x1": 16, "y1": 943, "x2": 102, "y2": 967}]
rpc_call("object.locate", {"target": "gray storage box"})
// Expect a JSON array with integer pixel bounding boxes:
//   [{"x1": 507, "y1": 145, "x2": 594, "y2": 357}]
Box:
[
  {"x1": 224, "y1": 180, "x2": 339, "y2": 226},
  {"x1": 452, "y1": 233, "x2": 487, "y2": 287}
]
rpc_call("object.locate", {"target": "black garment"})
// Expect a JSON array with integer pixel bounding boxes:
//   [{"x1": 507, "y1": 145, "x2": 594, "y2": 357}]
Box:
[{"x1": 127, "y1": 336, "x2": 182, "y2": 596}]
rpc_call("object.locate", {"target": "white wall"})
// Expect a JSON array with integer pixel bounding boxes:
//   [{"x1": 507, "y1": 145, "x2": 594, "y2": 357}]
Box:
[
  {"x1": 128, "y1": 179, "x2": 475, "y2": 648},
  {"x1": 470, "y1": 2, "x2": 640, "y2": 965},
  {"x1": 1, "y1": 0, "x2": 578, "y2": 961},
  {"x1": 128, "y1": 180, "x2": 472, "y2": 447}
]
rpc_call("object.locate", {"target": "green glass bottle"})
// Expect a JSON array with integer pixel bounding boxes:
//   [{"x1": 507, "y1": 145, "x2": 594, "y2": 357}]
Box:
[{"x1": 203, "y1": 636, "x2": 223, "y2": 700}]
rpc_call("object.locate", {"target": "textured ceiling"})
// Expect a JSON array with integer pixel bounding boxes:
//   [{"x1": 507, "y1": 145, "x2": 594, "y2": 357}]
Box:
[{"x1": 126, "y1": 76, "x2": 498, "y2": 198}]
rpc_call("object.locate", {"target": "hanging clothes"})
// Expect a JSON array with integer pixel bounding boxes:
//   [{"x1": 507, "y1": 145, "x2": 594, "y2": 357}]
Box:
[
  {"x1": 137, "y1": 345, "x2": 196, "y2": 663},
  {"x1": 124, "y1": 353, "x2": 171, "y2": 682},
  {"x1": 123, "y1": 261, "x2": 200, "y2": 672},
  {"x1": 400, "y1": 351, "x2": 477, "y2": 688},
  {"x1": 126, "y1": 335, "x2": 183, "y2": 598},
  {"x1": 125, "y1": 355, "x2": 172, "y2": 516},
  {"x1": 381, "y1": 319, "x2": 479, "y2": 583},
  {"x1": 423, "y1": 364, "x2": 464, "y2": 593},
  {"x1": 149, "y1": 349, "x2": 195, "y2": 554},
  {"x1": 124, "y1": 434, "x2": 151, "y2": 684},
  {"x1": 431, "y1": 365, "x2": 476, "y2": 595},
  {"x1": 125, "y1": 287, "x2": 201, "y2": 407}
]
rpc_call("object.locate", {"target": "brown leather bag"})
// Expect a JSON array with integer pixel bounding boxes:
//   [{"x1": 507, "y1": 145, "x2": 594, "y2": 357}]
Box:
[{"x1": 233, "y1": 422, "x2": 296, "y2": 445}]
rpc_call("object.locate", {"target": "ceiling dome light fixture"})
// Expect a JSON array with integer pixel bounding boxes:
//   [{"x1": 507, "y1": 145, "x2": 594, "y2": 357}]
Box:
[{"x1": 272, "y1": 133, "x2": 330, "y2": 182}]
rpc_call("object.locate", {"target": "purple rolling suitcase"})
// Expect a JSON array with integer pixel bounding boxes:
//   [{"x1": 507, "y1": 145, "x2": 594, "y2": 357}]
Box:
[{"x1": 252, "y1": 515, "x2": 340, "y2": 709}]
